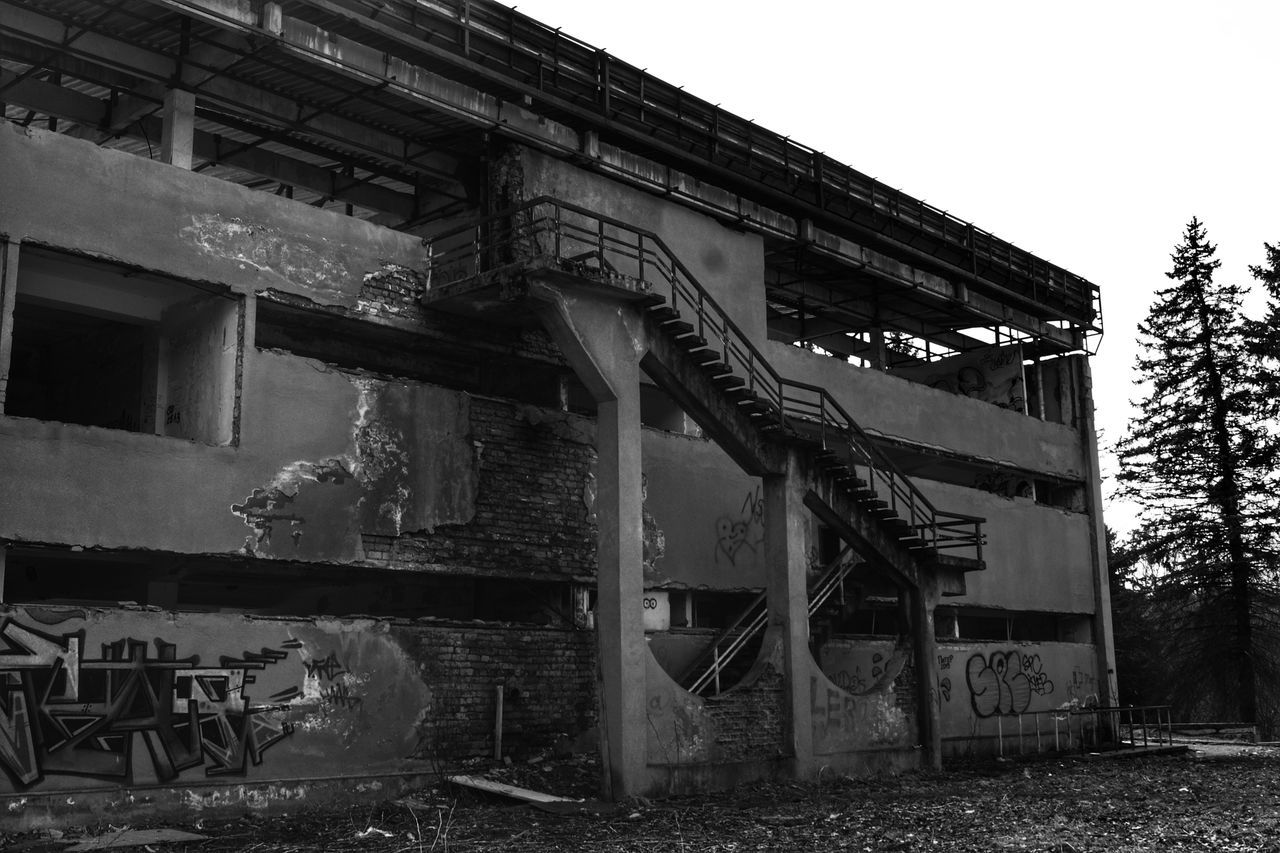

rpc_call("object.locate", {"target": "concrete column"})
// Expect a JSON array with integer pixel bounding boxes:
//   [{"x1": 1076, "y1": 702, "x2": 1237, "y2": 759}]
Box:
[
  {"x1": 0, "y1": 238, "x2": 19, "y2": 412},
  {"x1": 530, "y1": 281, "x2": 647, "y2": 799},
  {"x1": 911, "y1": 576, "x2": 942, "y2": 769},
  {"x1": 1076, "y1": 356, "x2": 1118, "y2": 708},
  {"x1": 763, "y1": 452, "x2": 813, "y2": 775},
  {"x1": 160, "y1": 88, "x2": 196, "y2": 169}
]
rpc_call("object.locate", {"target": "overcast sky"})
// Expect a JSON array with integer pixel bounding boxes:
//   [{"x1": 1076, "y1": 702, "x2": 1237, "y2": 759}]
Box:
[{"x1": 509, "y1": 0, "x2": 1280, "y2": 533}]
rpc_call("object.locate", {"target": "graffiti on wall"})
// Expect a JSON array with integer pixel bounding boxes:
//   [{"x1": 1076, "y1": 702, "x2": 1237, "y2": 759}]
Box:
[
  {"x1": 0, "y1": 618, "x2": 294, "y2": 788},
  {"x1": 965, "y1": 651, "x2": 1055, "y2": 717},
  {"x1": 895, "y1": 344, "x2": 1027, "y2": 413},
  {"x1": 714, "y1": 485, "x2": 765, "y2": 566},
  {"x1": 935, "y1": 653, "x2": 954, "y2": 705}
]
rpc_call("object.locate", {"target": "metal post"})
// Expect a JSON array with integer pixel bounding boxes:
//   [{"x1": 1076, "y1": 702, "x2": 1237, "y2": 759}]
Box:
[
  {"x1": 493, "y1": 684, "x2": 504, "y2": 760},
  {"x1": 997, "y1": 715, "x2": 1003, "y2": 758}
]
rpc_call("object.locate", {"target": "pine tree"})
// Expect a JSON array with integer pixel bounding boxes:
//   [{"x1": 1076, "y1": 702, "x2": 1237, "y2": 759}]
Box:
[
  {"x1": 1247, "y1": 243, "x2": 1280, "y2": 424},
  {"x1": 1117, "y1": 218, "x2": 1271, "y2": 727}
]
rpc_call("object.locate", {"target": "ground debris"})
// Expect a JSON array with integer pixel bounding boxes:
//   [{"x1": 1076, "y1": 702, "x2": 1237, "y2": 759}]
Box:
[{"x1": 5, "y1": 746, "x2": 1280, "y2": 852}]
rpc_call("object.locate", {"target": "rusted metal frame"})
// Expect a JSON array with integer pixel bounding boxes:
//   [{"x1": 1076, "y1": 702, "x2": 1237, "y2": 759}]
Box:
[
  {"x1": 302, "y1": 0, "x2": 1096, "y2": 320},
  {"x1": 3, "y1": 5, "x2": 458, "y2": 191},
  {"x1": 0, "y1": 0, "x2": 129, "y2": 99}
]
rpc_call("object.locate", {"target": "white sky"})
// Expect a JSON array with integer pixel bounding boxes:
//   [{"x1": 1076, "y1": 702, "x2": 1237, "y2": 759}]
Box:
[{"x1": 509, "y1": 0, "x2": 1280, "y2": 534}]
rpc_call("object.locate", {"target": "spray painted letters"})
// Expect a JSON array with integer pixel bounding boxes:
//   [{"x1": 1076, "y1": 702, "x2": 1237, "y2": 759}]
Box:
[{"x1": 0, "y1": 619, "x2": 292, "y2": 788}]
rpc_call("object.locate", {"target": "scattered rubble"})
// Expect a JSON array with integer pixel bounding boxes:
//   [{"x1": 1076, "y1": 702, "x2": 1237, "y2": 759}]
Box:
[{"x1": 6, "y1": 747, "x2": 1280, "y2": 851}]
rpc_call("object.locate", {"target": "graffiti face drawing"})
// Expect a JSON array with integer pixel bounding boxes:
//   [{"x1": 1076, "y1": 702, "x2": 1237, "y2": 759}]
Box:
[{"x1": 713, "y1": 486, "x2": 765, "y2": 566}]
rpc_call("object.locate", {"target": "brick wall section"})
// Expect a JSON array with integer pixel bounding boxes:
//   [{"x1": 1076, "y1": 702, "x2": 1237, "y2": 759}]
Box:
[
  {"x1": 395, "y1": 622, "x2": 598, "y2": 764},
  {"x1": 364, "y1": 397, "x2": 598, "y2": 582},
  {"x1": 703, "y1": 665, "x2": 786, "y2": 761},
  {"x1": 359, "y1": 263, "x2": 428, "y2": 324},
  {"x1": 356, "y1": 263, "x2": 563, "y2": 365}
]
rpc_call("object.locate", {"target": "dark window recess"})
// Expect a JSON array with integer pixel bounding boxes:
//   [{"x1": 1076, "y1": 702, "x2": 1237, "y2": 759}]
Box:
[
  {"x1": 956, "y1": 612, "x2": 1012, "y2": 642},
  {"x1": 3, "y1": 546, "x2": 574, "y2": 624},
  {"x1": 255, "y1": 301, "x2": 563, "y2": 407},
  {"x1": 1035, "y1": 480, "x2": 1085, "y2": 511},
  {"x1": 948, "y1": 608, "x2": 1093, "y2": 642},
  {"x1": 689, "y1": 591, "x2": 760, "y2": 630},
  {"x1": 5, "y1": 247, "x2": 238, "y2": 444},
  {"x1": 7, "y1": 301, "x2": 149, "y2": 432}
]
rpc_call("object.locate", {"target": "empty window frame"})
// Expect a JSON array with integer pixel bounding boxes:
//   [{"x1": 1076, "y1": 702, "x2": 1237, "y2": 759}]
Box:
[{"x1": 2, "y1": 246, "x2": 240, "y2": 445}]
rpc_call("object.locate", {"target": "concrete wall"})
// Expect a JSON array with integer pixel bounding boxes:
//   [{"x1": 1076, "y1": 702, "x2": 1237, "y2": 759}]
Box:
[
  {"x1": 520, "y1": 149, "x2": 769, "y2": 347},
  {"x1": 765, "y1": 341, "x2": 1086, "y2": 480},
  {"x1": 820, "y1": 637, "x2": 1099, "y2": 756},
  {"x1": 0, "y1": 124, "x2": 427, "y2": 311},
  {"x1": 0, "y1": 349, "x2": 478, "y2": 561},
  {"x1": 915, "y1": 480, "x2": 1096, "y2": 614},
  {"x1": 641, "y1": 429, "x2": 766, "y2": 590},
  {"x1": 159, "y1": 296, "x2": 239, "y2": 445},
  {"x1": 0, "y1": 605, "x2": 595, "y2": 809}
]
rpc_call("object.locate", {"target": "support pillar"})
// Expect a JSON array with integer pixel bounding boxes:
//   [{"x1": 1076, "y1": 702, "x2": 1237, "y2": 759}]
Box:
[
  {"x1": 911, "y1": 576, "x2": 942, "y2": 769},
  {"x1": 1076, "y1": 356, "x2": 1118, "y2": 708},
  {"x1": 531, "y1": 281, "x2": 647, "y2": 799},
  {"x1": 160, "y1": 88, "x2": 195, "y2": 169},
  {"x1": 763, "y1": 452, "x2": 814, "y2": 775},
  {"x1": 0, "y1": 238, "x2": 19, "y2": 412}
]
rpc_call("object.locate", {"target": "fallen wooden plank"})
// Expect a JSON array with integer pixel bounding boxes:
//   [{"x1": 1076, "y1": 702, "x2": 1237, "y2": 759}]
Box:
[
  {"x1": 446, "y1": 774, "x2": 579, "y2": 804},
  {"x1": 66, "y1": 828, "x2": 208, "y2": 851}
]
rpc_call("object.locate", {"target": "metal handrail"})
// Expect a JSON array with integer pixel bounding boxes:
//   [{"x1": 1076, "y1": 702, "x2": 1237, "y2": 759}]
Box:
[
  {"x1": 426, "y1": 196, "x2": 984, "y2": 556},
  {"x1": 985, "y1": 704, "x2": 1176, "y2": 758},
  {"x1": 680, "y1": 546, "x2": 859, "y2": 696}
]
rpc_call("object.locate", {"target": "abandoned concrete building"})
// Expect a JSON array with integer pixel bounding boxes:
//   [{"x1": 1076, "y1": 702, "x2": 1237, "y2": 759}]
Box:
[{"x1": 0, "y1": 0, "x2": 1113, "y2": 824}]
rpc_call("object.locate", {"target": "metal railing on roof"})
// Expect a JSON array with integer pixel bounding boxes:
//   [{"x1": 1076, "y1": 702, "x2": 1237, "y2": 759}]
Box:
[{"x1": 325, "y1": 0, "x2": 1102, "y2": 330}]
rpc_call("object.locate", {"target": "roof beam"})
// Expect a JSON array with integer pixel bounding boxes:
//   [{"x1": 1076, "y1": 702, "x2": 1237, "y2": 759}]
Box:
[
  {"x1": 0, "y1": 3, "x2": 471, "y2": 198},
  {"x1": 0, "y1": 69, "x2": 418, "y2": 217}
]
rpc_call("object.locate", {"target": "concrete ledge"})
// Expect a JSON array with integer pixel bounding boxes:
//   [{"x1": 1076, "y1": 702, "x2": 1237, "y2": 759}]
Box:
[{"x1": 0, "y1": 772, "x2": 436, "y2": 833}]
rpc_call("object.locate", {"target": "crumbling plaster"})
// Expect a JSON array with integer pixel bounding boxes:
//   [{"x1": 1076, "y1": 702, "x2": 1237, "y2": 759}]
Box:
[{"x1": 0, "y1": 125, "x2": 427, "y2": 309}]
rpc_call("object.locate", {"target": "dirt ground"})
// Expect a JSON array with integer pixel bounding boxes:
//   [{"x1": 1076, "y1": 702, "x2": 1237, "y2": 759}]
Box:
[{"x1": 8, "y1": 744, "x2": 1280, "y2": 852}]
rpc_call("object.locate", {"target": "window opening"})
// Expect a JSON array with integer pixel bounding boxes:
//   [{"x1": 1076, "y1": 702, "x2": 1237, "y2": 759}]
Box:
[{"x1": 4, "y1": 247, "x2": 239, "y2": 444}]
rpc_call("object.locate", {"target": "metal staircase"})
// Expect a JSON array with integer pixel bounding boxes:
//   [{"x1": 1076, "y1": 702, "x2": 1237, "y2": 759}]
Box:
[
  {"x1": 676, "y1": 545, "x2": 860, "y2": 696},
  {"x1": 424, "y1": 198, "x2": 985, "y2": 686}
]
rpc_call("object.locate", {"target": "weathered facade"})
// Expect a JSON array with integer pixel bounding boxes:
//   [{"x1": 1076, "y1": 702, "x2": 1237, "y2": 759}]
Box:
[{"x1": 0, "y1": 0, "x2": 1112, "y2": 828}]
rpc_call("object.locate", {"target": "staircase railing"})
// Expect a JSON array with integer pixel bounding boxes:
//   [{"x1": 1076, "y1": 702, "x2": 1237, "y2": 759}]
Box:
[
  {"x1": 680, "y1": 545, "x2": 858, "y2": 696},
  {"x1": 426, "y1": 196, "x2": 984, "y2": 556}
]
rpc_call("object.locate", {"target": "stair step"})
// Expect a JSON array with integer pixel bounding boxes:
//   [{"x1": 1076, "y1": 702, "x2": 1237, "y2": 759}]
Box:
[
  {"x1": 677, "y1": 333, "x2": 709, "y2": 349},
  {"x1": 648, "y1": 306, "x2": 679, "y2": 321},
  {"x1": 664, "y1": 320, "x2": 696, "y2": 336},
  {"x1": 714, "y1": 374, "x2": 747, "y2": 389},
  {"x1": 637, "y1": 293, "x2": 666, "y2": 307},
  {"x1": 882, "y1": 517, "x2": 910, "y2": 529},
  {"x1": 700, "y1": 360, "x2": 732, "y2": 375},
  {"x1": 689, "y1": 348, "x2": 721, "y2": 364}
]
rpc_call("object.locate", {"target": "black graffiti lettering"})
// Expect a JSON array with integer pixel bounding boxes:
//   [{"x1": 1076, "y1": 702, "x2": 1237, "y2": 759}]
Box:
[
  {"x1": 303, "y1": 652, "x2": 347, "y2": 681},
  {"x1": 0, "y1": 619, "x2": 292, "y2": 788}
]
